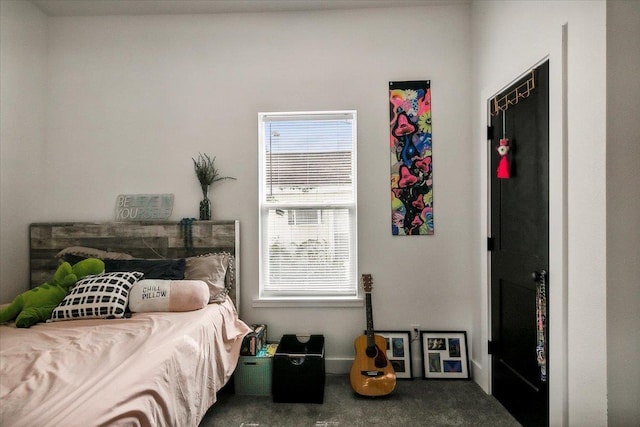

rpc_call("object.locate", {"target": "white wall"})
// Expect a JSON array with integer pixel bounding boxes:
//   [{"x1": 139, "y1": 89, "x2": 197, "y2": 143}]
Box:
[
  {"x1": 2, "y1": 4, "x2": 474, "y2": 375},
  {"x1": 0, "y1": 0, "x2": 47, "y2": 301},
  {"x1": 471, "y1": 1, "x2": 607, "y2": 426},
  {"x1": 4, "y1": 2, "x2": 631, "y2": 424},
  {"x1": 606, "y1": 1, "x2": 640, "y2": 425}
]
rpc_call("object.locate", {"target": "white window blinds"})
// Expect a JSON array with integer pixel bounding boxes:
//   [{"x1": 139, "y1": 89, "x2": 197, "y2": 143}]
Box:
[{"x1": 258, "y1": 111, "x2": 357, "y2": 298}]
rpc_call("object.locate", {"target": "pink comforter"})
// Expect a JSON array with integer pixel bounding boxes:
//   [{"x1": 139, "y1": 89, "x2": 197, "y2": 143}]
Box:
[{"x1": 0, "y1": 297, "x2": 251, "y2": 427}]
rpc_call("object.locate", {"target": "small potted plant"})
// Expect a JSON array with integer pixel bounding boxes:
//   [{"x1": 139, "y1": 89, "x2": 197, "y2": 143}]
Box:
[{"x1": 192, "y1": 153, "x2": 236, "y2": 220}]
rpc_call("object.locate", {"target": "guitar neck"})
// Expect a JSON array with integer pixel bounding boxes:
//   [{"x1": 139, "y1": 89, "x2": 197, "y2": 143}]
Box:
[
  {"x1": 362, "y1": 274, "x2": 376, "y2": 351},
  {"x1": 365, "y1": 292, "x2": 375, "y2": 347}
]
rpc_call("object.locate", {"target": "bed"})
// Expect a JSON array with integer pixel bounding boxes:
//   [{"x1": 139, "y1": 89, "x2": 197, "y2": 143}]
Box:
[{"x1": 0, "y1": 220, "x2": 251, "y2": 427}]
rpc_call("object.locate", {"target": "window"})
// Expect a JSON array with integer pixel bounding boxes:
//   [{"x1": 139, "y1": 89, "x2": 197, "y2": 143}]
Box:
[{"x1": 258, "y1": 111, "x2": 357, "y2": 301}]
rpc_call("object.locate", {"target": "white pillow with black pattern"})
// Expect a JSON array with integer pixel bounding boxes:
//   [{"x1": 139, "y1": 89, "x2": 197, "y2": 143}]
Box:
[{"x1": 50, "y1": 271, "x2": 143, "y2": 321}]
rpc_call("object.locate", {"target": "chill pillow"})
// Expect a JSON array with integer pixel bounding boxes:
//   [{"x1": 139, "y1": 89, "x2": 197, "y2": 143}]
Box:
[
  {"x1": 104, "y1": 258, "x2": 186, "y2": 280},
  {"x1": 128, "y1": 280, "x2": 209, "y2": 313},
  {"x1": 184, "y1": 252, "x2": 231, "y2": 303},
  {"x1": 50, "y1": 271, "x2": 143, "y2": 321}
]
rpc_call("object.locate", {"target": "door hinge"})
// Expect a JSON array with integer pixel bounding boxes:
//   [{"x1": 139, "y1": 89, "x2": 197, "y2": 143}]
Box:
[
  {"x1": 487, "y1": 237, "x2": 495, "y2": 251},
  {"x1": 487, "y1": 126, "x2": 494, "y2": 140},
  {"x1": 488, "y1": 340, "x2": 494, "y2": 354}
]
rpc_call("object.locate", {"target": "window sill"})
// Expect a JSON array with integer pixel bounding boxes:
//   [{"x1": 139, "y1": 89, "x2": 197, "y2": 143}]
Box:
[{"x1": 252, "y1": 297, "x2": 363, "y2": 308}]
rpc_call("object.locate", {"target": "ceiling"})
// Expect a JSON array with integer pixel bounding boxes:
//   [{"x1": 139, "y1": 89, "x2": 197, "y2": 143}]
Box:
[{"x1": 31, "y1": 0, "x2": 467, "y2": 17}]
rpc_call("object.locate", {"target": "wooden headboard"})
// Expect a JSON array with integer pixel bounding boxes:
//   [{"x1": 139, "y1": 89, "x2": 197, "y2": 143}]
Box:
[{"x1": 29, "y1": 220, "x2": 240, "y2": 310}]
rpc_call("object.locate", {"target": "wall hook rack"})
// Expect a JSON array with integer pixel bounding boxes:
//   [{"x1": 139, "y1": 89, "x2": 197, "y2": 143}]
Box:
[{"x1": 490, "y1": 69, "x2": 536, "y2": 116}]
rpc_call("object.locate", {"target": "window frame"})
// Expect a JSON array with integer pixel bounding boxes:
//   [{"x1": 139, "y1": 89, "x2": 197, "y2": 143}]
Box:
[{"x1": 256, "y1": 110, "x2": 360, "y2": 306}]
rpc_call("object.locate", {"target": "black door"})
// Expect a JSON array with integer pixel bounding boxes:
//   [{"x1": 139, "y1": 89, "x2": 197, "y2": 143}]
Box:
[{"x1": 490, "y1": 60, "x2": 549, "y2": 427}]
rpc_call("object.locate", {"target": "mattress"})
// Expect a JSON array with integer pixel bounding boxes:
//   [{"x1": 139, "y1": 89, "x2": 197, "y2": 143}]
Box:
[{"x1": 0, "y1": 297, "x2": 251, "y2": 427}]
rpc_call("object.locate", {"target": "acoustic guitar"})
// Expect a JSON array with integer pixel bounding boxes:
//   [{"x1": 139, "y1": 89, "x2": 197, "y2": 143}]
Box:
[{"x1": 350, "y1": 274, "x2": 396, "y2": 396}]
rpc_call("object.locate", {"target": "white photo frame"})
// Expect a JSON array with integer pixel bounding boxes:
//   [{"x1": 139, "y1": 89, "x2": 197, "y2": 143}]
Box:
[
  {"x1": 421, "y1": 331, "x2": 469, "y2": 379},
  {"x1": 371, "y1": 330, "x2": 413, "y2": 379}
]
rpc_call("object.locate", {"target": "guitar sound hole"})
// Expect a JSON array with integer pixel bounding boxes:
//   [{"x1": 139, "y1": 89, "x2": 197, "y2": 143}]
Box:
[{"x1": 366, "y1": 346, "x2": 377, "y2": 358}]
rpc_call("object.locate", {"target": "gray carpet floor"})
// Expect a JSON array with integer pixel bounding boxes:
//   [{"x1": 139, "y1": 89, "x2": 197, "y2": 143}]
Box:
[{"x1": 200, "y1": 374, "x2": 521, "y2": 427}]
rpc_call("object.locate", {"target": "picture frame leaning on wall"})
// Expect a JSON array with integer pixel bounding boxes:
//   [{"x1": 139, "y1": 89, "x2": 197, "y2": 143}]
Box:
[
  {"x1": 369, "y1": 330, "x2": 413, "y2": 379},
  {"x1": 421, "y1": 331, "x2": 469, "y2": 379}
]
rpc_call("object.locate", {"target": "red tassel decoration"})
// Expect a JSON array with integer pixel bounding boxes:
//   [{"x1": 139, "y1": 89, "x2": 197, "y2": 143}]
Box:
[{"x1": 497, "y1": 138, "x2": 510, "y2": 179}]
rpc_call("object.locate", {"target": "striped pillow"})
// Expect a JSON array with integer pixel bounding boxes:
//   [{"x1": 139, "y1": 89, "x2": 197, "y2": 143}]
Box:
[{"x1": 51, "y1": 271, "x2": 143, "y2": 321}]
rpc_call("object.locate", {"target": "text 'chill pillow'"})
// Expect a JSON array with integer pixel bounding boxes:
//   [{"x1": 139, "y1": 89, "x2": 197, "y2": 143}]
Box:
[{"x1": 128, "y1": 280, "x2": 209, "y2": 313}]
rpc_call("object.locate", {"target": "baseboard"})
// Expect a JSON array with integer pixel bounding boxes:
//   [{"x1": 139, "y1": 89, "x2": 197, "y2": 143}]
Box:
[
  {"x1": 470, "y1": 358, "x2": 489, "y2": 393},
  {"x1": 325, "y1": 357, "x2": 352, "y2": 375},
  {"x1": 302, "y1": 356, "x2": 489, "y2": 390},
  {"x1": 326, "y1": 356, "x2": 424, "y2": 378}
]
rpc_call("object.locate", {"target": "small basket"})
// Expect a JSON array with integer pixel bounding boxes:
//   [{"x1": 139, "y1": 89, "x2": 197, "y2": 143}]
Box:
[{"x1": 235, "y1": 355, "x2": 272, "y2": 396}]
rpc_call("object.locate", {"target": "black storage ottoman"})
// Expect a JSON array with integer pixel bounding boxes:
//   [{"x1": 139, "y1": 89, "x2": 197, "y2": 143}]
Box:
[{"x1": 272, "y1": 334, "x2": 325, "y2": 403}]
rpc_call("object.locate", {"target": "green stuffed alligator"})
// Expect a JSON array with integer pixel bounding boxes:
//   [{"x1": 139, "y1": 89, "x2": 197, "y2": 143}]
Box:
[{"x1": 0, "y1": 258, "x2": 104, "y2": 328}]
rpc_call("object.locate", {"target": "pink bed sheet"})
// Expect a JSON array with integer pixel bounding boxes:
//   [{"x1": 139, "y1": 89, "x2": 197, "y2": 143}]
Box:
[{"x1": 0, "y1": 297, "x2": 251, "y2": 427}]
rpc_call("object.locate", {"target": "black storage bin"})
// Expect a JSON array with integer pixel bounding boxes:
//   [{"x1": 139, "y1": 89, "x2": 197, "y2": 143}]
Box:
[{"x1": 272, "y1": 334, "x2": 325, "y2": 403}]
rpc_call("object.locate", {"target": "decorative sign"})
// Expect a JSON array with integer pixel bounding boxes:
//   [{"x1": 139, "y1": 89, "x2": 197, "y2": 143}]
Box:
[{"x1": 115, "y1": 194, "x2": 174, "y2": 221}]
